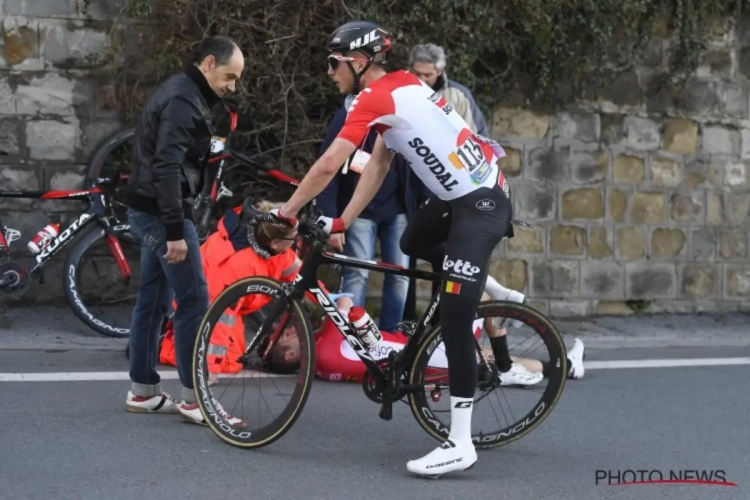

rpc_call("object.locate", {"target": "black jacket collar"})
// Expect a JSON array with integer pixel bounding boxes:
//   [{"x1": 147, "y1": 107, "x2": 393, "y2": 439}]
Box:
[{"x1": 184, "y1": 64, "x2": 221, "y2": 107}]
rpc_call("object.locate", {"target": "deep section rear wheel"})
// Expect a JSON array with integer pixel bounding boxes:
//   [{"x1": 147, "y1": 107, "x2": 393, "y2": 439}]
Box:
[
  {"x1": 407, "y1": 300, "x2": 567, "y2": 450},
  {"x1": 192, "y1": 276, "x2": 315, "y2": 449},
  {"x1": 86, "y1": 127, "x2": 134, "y2": 224},
  {"x1": 63, "y1": 226, "x2": 140, "y2": 338}
]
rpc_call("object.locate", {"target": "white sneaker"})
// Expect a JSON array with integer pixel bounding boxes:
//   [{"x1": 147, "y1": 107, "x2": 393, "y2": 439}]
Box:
[
  {"x1": 125, "y1": 391, "x2": 179, "y2": 414},
  {"x1": 406, "y1": 439, "x2": 477, "y2": 478},
  {"x1": 499, "y1": 363, "x2": 543, "y2": 386},
  {"x1": 567, "y1": 338, "x2": 585, "y2": 379},
  {"x1": 178, "y1": 398, "x2": 247, "y2": 429}
]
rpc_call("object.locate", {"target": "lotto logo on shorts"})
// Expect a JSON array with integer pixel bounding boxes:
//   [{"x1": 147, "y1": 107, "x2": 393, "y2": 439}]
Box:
[{"x1": 445, "y1": 281, "x2": 462, "y2": 294}]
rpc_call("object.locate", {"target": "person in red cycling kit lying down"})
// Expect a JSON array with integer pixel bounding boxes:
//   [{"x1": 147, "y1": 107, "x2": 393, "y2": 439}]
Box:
[
  {"x1": 159, "y1": 198, "x2": 586, "y2": 388},
  {"x1": 272, "y1": 290, "x2": 585, "y2": 385}
]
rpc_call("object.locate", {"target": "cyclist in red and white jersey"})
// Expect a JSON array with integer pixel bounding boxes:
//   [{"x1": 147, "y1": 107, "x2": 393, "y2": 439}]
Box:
[{"x1": 272, "y1": 21, "x2": 515, "y2": 477}]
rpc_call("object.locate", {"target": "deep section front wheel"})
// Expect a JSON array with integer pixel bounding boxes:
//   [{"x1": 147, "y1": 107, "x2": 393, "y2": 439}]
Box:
[{"x1": 192, "y1": 276, "x2": 315, "y2": 449}]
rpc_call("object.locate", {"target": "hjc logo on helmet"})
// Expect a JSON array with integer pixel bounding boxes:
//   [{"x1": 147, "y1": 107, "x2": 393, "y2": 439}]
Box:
[{"x1": 349, "y1": 30, "x2": 380, "y2": 51}]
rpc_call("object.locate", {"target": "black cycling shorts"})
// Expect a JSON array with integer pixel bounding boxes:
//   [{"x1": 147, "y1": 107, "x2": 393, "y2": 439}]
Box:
[
  {"x1": 400, "y1": 182, "x2": 512, "y2": 301},
  {"x1": 399, "y1": 181, "x2": 512, "y2": 398}
]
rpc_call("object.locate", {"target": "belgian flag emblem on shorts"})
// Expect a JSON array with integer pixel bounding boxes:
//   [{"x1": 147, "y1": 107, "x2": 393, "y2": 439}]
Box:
[{"x1": 445, "y1": 281, "x2": 462, "y2": 294}]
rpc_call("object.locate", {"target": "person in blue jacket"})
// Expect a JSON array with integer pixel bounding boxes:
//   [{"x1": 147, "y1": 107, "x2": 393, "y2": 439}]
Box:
[{"x1": 316, "y1": 94, "x2": 432, "y2": 332}]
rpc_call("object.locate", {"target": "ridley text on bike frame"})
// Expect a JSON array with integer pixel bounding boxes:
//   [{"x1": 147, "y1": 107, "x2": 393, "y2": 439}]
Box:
[
  {"x1": 0, "y1": 182, "x2": 133, "y2": 281},
  {"x1": 276, "y1": 241, "x2": 442, "y2": 389}
]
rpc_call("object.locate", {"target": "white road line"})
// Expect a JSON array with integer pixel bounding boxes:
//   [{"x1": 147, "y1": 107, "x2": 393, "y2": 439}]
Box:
[
  {"x1": 584, "y1": 357, "x2": 750, "y2": 369},
  {"x1": 0, "y1": 371, "x2": 291, "y2": 382},
  {"x1": 0, "y1": 357, "x2": 749, "y2": 382}
]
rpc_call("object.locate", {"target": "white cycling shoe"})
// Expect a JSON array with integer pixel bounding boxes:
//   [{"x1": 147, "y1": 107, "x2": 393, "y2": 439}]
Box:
[
  {"x1": 567, "y1": 338, "x2": 585, "y2": 379},
  {"x1": 406, "y1": 439, "x2": 478, "y2": 478},
  {"x1": 499, "y1": 362, "x2": 543, "y2": 386}
]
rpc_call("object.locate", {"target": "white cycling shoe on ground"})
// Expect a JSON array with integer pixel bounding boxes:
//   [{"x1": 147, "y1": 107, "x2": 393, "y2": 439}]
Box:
[
  {"x1": 406, "y1": 438, "x2": 477, "y2": 478},
  {"x1": 567, "y1": 338, "x2": 585, "y2": 379},
  {"x1": 500, "y1": 362, "x2": 543, "y2": 386}
]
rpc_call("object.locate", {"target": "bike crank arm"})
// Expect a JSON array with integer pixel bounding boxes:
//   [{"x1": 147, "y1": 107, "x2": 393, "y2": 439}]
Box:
[{"x1": 378, "y1": 351, "x2": 405, "y2": 421}]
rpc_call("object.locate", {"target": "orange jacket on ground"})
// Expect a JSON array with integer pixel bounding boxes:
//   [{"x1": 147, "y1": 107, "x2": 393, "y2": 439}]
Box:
[{"x1": 160, "y1": 206, "x2": 299, "y2": 373}]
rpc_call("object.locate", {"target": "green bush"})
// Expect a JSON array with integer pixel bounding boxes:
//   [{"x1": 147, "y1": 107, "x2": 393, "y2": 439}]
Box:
[{"x1": 97, "y1": 0, "x2": 749, "y2": 188}]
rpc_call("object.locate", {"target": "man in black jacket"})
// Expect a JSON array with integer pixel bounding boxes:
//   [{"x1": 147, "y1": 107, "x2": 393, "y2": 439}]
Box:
[{"x1": 124, "y1": 36, "x2": 244, "y2": 423}]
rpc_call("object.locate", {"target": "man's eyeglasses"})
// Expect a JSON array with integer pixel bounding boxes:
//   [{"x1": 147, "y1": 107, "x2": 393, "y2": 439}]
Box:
[{"x1": 328, "y1": 54, "x2": 366, "y2": 70}]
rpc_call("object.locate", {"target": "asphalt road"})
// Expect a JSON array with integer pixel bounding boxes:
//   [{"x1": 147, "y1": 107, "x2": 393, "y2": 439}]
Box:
[{"x1": 2, "y1": 344, "x2": 749, "y2": 500}]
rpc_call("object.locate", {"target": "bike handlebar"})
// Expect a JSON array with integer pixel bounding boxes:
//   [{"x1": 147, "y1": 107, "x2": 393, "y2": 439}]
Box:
[{"x1": 251, "y1": 211, "x2": 330, "y2": 246}]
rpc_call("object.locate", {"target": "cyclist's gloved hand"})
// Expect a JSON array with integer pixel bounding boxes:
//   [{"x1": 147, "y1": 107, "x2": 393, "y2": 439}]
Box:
[
  {"x1": 316, "y1": 216, "x2": 346, "y2": 234},
  {"x1": 269, "y1": 208, "x2": 298, "y2": 228}
]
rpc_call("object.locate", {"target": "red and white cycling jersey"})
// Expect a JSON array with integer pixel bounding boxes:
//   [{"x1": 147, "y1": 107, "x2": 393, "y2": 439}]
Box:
[
  {"x1": 336, "y1": 70, "x2": 508, "y2": 201},
  {"x1": 314, "y1": 315, "x2": 485, "y2": 383}
]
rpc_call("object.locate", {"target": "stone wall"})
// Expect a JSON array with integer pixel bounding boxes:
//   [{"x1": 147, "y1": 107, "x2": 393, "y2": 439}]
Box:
[
  {"x1": 2, "y1": 3, "x2": 749, "y2": 318},
  {"x1": 0, "y1": 0, "x2": 124, "y2": 303},
  {"x1": 470, "y1": 21, "x2": 750, "y2": 317}
]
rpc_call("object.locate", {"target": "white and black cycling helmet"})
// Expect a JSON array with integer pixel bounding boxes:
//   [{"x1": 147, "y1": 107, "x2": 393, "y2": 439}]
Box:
[{"x1": 326, "y1": 20, "x2": 393, "y2": 93}]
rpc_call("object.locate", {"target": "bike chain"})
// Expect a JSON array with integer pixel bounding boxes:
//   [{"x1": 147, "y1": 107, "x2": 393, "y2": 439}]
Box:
[{"x1": 362, "y1": 321, "x2": 417, "y2": 404}]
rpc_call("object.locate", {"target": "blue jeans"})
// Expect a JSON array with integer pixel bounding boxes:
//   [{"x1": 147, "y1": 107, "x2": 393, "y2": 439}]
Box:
[
  {"x1": 126, "y1": 208, "x2": 209, "y2": 402},
  {"x1": 340, "y1": 214, "x2": 409, "y2": 332}
]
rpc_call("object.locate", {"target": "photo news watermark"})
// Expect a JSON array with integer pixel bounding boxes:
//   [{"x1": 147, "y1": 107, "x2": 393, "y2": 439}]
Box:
[{"x1": 595, "y1": 469, "x2": 738, "y2": 487}]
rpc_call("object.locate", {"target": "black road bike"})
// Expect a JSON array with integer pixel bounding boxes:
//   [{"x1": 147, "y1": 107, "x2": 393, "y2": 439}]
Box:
[
  {"x1": 0, "y1": 150, "x2": 138, "y2": 337},
  {"x1": 191, "y1": 209, "x2": 568, "y2": 451}
]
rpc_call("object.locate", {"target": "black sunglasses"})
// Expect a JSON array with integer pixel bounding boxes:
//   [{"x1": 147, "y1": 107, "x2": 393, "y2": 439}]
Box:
[{"x1": 328, "y1": 54, "x2": 364, "y2": 70}]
